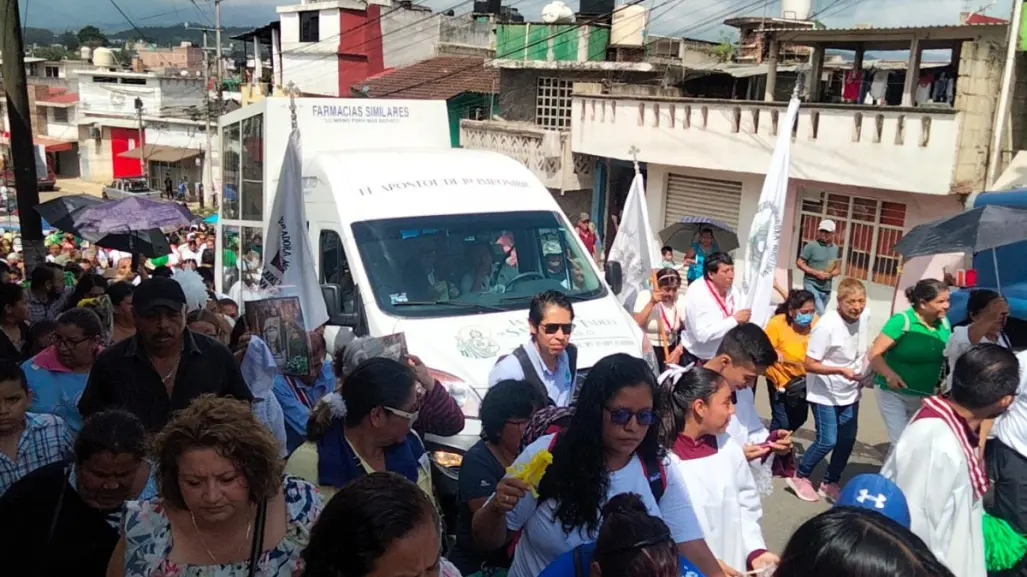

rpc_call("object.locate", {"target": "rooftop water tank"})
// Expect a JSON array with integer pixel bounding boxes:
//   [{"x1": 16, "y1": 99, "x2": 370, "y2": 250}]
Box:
[
  {"x1": 610, "y1": 4, "x2": 648, "y2": 47},
  {"x1": 781, "y1": 0, "x2": 812, "y2": 20},
  {"x1": 541, "y1": 1, "x2": 575, "y2": 23},
  {"x1": 92, "y1": 47, "x2": 117, "y2": 68},
  {"x1": 79, "y1": 46, "x2": 92, "y2": 61}
]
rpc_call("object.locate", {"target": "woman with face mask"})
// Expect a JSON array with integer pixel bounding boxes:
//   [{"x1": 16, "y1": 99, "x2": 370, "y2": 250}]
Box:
[{"x1": 763, "y1": 290, "x2": 817, "y2": 433}]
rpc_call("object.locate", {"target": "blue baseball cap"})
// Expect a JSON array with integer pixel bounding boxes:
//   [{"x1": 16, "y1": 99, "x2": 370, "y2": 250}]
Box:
[{"x1": 834, "y1": 474, "x2": 911, "y2": 528}]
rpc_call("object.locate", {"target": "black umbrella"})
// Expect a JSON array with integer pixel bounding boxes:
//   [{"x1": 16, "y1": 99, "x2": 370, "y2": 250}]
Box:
[
  {"x1": 34, "y1": 195, "x2": 173, "y2": 258},
  {"x1": 893, "y1": 205, "x2": 1027, "y2": 258}
]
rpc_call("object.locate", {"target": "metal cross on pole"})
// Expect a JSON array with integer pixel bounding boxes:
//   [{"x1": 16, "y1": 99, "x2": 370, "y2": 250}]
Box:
[
  {"x1": 628, "y1": 145, "x2": 641, "y2": 175},
  {"x1": 286, "y1": 81, "x2": 299, "y2": 131}
]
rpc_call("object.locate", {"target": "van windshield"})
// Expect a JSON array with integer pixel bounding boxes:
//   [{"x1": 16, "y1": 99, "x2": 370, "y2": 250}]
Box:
[{"x1": 350, "y1": 210, "x2": 606, "y2": 318}]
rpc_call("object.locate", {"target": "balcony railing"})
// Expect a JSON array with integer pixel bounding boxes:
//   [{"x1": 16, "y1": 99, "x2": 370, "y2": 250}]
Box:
[
  {"x1": 570, "y1": 94, "x2": 963, "y2": 196},
  {"x1": 460, "y1": 119, "x2": 595, "y2": 191}
]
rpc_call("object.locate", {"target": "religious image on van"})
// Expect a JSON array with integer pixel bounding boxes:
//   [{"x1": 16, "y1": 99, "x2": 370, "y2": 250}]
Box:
[{"x1": 245, "y1": 296, "x2": 312, "y2": 377}]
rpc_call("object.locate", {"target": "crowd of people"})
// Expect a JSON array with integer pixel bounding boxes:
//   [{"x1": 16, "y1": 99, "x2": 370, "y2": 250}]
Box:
[{"x1": 0, "y1": 211, "x2": 1021, "y2": 577}]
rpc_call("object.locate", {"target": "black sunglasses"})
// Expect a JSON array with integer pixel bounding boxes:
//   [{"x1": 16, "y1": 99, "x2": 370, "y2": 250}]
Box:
[
  {"x1": 540, "y1": 323, "x2": 573, "y2": 335},
  {"x1": 606, "y1": 407, "x2": 658, "y2": 427}
]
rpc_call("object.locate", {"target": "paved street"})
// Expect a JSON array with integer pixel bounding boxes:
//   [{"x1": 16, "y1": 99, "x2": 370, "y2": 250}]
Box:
[{"x1": 754, "y1": 384, "x2": 892, "y2": 553}]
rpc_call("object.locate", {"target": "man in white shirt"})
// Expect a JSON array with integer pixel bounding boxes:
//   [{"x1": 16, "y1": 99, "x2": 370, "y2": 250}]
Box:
[
  {"x1": 982, "y1": 349, "x2": 1027, "y2": 577},
  {"x1": 883, "y1": 343, "x2": 1019, "y2": 577},
  {"x1": 681, "y1": 252, "x2": 751, "y2": 362}
]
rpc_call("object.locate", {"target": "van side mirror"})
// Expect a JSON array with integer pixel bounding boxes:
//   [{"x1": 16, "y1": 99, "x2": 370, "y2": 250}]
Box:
[
  {"x1": 321, "y1": 283, "x2": 358, "y2": 326},
  {"x1": 605, "y1": 261, "x2": 623, "y2": 295}
]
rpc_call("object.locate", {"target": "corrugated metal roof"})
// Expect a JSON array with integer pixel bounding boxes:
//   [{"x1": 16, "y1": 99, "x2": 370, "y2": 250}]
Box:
[{"x1": 769, "y1": 22, "x2": 1006, "y2": 33}]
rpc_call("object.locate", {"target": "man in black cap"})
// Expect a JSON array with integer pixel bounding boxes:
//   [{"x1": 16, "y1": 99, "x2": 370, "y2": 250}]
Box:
[{"x1": 79, "y1": 277, "x2": 251, "y2": 431}]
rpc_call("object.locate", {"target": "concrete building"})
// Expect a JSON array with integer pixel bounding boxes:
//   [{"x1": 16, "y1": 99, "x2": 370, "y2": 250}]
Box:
[
  {"x1": 75, "y1": 69, "x2": 215, "y2": 191},
  {"x1": 134, "y1": 43, "x2": 205, "y2": 75},
  {"x1": 570, "y1": 22, "x2": 1016, "y2": 333},
  {"x1": 275, "y1": 0, "x2": 492, "y2": 97}
]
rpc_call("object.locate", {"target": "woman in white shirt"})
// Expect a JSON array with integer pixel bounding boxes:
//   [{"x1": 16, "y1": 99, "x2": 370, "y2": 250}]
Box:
[
  {"x1": 633, "y1": 268, "x2": 686, "y2": 371},
  {"x1": 787, "y1": 278, "x2": 869, "y2": 504},
  {"x1": 659, "y1": 365, "x2": 779, "y2": 575},
  {"x1": 471, "y1": 353, "x2": 723, "y2": 577},
  {"x1": 946, "y1": 289, "x2": 1010, "y2": 384}
]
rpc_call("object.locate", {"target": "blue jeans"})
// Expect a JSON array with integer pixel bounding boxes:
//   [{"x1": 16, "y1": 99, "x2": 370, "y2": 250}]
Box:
[
  {"x1": 766, "y1": 382, "x2": 809, "y2": 432},
  {"x1": 797, "y1": 402, "x2": 859, "y2": 484},
  {"x1": 803, "y1": 279, "x2": 831, "y2": 315}
]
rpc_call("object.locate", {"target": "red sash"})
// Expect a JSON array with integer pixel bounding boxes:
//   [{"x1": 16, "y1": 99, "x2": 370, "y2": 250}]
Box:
[{"x1": 704, "y1": 279, "x2": 734, "y2": 319}]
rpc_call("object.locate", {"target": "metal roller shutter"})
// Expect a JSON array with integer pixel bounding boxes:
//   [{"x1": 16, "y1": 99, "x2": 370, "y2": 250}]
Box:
[{"x1": 664, "y1": 174, "x2": 743, "y2": 230}]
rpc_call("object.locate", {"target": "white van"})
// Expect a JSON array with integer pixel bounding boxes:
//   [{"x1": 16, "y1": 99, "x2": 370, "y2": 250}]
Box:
[{"x1": 217, "y1": 98, "x2": 652, "y2": 452}]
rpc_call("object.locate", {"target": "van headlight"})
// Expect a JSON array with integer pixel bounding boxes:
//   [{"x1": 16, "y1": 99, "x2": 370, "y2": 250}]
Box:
[{"x1": 427, "y1": 367, "x2": 481, "y2": 418}]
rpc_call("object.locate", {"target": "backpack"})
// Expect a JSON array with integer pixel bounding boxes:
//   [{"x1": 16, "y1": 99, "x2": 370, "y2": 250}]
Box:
[{"x1": 498, "y1": 343, "x2": 579, "y2": 406}]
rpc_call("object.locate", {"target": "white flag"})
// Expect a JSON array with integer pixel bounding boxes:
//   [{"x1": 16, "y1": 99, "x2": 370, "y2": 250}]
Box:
[
  {"x1": 259, "y1": 128, "x2": 329, "y2": 331},
  {"x1": 741, "y1": 96, "x2": 801, "y2": 327},
  {"x1": 607, "y1": 171, "x2": 660, "y2": 307}
]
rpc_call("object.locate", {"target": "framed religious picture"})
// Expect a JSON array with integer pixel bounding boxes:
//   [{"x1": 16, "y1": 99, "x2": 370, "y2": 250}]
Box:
[{"x1": 245, "y1": 296, "x2": 312, "y2": 376}]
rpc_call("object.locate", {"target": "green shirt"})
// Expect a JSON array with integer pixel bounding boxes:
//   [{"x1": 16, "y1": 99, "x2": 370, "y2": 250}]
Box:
[
  {"x1": 874, "y1": 308, "x2": 952, "y2": 396},
  {"x1": 800, "y1": 241, "x2": 839, "y2": 290}
]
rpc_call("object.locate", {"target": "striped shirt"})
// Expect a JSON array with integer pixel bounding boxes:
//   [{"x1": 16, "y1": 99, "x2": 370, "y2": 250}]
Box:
[{"x1": 0, "y1": 412, "x2": 74, "y2": 495}]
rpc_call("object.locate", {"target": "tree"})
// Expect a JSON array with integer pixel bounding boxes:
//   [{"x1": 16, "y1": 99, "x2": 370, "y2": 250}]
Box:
[
  {"x1": 32, "y1": 45, "x2": 69, "y2": 61},
  {"x1": 77, "y1": 25, "x2": 109, "y2": 48},
  {"x1": 57, "y1": 31, "x2": 80, "y2": 51}
]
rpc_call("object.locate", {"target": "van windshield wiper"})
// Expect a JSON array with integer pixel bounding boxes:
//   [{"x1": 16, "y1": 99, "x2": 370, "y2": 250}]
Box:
[{"x1": 393, "y1": 300, "x2": 506, "y2": 313}]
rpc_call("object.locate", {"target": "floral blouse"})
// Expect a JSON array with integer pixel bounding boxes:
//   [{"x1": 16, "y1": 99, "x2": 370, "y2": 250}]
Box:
[{"x1": 122, "y1": 476, "x2": 323, "y2": 576}]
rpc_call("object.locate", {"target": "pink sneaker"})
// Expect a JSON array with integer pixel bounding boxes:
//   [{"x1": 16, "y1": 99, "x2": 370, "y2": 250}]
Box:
[
  {"x1": 786, "y1": 476, "x2": 821, "y2": 502},
  {"x1": 819, "y1": 482, "x2": 842, "y2": 503}
]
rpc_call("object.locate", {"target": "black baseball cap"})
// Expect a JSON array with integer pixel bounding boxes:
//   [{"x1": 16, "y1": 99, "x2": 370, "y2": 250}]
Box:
[{"x1": 133, "y1": 277, "x2": 187, "y2": 313}]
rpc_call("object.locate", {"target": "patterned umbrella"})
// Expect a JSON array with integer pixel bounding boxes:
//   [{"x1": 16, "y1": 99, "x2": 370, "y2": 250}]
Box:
[
  {"x1": 72, "y1": 197, "x2": 196, "y2": 236},
  {"x1": 35, "y1": 195, "x2": 175, "y2": 258},
  {"x1": 658, "y1": 215, "x2": 739, "y2": 253}
]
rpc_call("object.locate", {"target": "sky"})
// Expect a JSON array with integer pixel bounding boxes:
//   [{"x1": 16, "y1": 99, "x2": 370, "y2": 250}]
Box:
[{"x1": 28, "y1": 0, "x2": 1018, "y2": 39}]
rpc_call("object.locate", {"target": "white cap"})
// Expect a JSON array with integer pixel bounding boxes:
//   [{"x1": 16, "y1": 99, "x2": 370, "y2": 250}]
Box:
[{"x1": 818, "y1": 219, "x2": 837, "y2": 232}]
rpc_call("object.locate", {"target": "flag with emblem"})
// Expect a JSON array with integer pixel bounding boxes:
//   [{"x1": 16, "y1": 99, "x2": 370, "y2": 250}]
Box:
[
  {"x1": 259, "y1": 128, "x2": 328, "y2": 331},
  {"x1": 740, "y1": 95, "x2": 801, "y2": 327},
  {"x1": 607, "y1": 170, "x2": 660, "y2": 308}
]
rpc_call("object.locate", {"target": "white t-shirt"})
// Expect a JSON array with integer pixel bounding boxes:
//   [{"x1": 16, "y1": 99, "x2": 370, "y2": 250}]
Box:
[
  {"x1": 633, "y1": 290, "x2": 686, "y2": 346},
  {"x1": 992, "y1": 350, "x2": 1027, "y2": 459},
  {"x1": 805, "y1": 310, "x2": 864, "y2": 406},
  {"x1": 944, "y1": 326, "x2": 1010, "y2": 390},
  {"x1": 503, "y1": 434, "x2": 704, "y2": 577}
]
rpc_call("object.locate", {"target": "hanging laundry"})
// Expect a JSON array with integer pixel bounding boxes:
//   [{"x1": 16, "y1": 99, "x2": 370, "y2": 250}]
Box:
[
  {"x1": 870, "y1": 70, "x2": 890, "y2": 104},
  {"x1": 842, "y1": 69, "x2": 863, "y2": 102},
  {"x1": 915, "y1": 71, "x2": 934, "y2": 104}
]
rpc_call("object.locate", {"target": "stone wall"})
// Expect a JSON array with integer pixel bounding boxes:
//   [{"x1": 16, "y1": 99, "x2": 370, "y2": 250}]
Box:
[
  {"x1": 951, "y1": 37, "x2": 1005, "y2": 195},
  {"x1": 497, "y1": 68, "x2": 660, "y2": 123}
]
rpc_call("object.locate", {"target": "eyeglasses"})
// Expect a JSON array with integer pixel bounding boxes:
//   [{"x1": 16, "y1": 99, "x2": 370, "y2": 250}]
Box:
[
  {"x1": 384, "y1": 406, "x2": 419, "y2": 423},
  {"x1": 52, "y1": 334, "x2": 92, "y2": 350},
  {"x1": 605, "y1": 407, "x2": 657, "y2": 427},
  {"x1": 540, "y1": 323, "x2": 573, "y2": 335}
]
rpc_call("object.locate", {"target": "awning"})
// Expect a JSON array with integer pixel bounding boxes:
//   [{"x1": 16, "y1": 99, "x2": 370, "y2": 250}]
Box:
[
  {"x1": 0, "y1": 134, "x2": 74, "y2": 152},
  {"x1": 118, "y1": 144, "x2": 203, "y2": 163}
]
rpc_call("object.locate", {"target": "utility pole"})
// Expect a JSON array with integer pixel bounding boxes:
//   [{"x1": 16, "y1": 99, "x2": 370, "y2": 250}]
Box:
[
  {"x1": 134, "y1": 97, "x2": 147, "y2": 183},
  {"x1": 986, "y1": 0, "x2": 1024, "y2": 189},
  {"x1": 1, "y1": 0, "x2": 44, "y2": 271},
  {"x1": 201, "y1": 30, "x2": 211, "y2": 210},
  {"x1": 215, "y1": 0, "x2": 224, "y2": 104}
]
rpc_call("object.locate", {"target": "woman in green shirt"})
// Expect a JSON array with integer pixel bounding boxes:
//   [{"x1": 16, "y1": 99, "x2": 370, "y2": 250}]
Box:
[{"x1": 868, "y1": 279, "x2": 952, "y2": 446}]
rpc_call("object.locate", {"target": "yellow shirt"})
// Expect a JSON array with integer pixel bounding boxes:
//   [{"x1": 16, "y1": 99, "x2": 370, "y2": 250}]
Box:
[
  {"x1": 285, "y1": 439, "x2": 435, "y2": 503},
  {"x1": 764, "y1": 313, "x2": 816, "y2": 391}
]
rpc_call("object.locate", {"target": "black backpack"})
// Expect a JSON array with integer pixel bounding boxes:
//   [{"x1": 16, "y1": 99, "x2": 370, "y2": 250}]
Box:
[{"x1": 497, "y1": 343, "x2": 578, "y2": 406}]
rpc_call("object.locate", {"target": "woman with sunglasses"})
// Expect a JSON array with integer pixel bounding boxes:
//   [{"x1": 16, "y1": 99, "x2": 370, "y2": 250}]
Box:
[
  {"x1": 658, "y1": 366, "x2": 778, "y2": 576},
  {"x1": 633, "y1": 268, "x2": 686, "y2": 371},
  {"x1": 489, "y1": 290, "x2": 578, "y2": 407},
  {"x1": 473, "y1": 353, "x2": 723, "y2": 577},
  {"x1": 22, "y1": 308, "x2": 104, "y2": 433},
  {"x1": 286, "y1": 356, "x2": 434, "y2": 503}
]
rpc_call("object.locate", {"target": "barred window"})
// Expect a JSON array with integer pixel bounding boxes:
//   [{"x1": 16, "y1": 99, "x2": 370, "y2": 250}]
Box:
[{"x1": 535, "y1": 77, "x2": 573, "y2": 130}]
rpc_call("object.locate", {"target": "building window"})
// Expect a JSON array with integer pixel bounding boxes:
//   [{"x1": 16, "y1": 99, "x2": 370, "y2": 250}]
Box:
[
  {"x1": 44, "y1": 65, "x2": 59, "y2": 78},
  {"x1": 52, "y1": 107, "x2": 69, "y2": 123},
  {"x1": 120, "y1": 78, "x2": 147, "y2": 85},
  {"x1": 93, "y1": 76, "x2": 118, "y2": 84},
  {"x1": 796, "y1": 190, "x2": 907, "y2": 287},
  {"x1": 536, "y1": 77, "x2": 573, "y2": 130},
  {"x1": 299, "y1": 11, "x2": 320, "y2": 43}
]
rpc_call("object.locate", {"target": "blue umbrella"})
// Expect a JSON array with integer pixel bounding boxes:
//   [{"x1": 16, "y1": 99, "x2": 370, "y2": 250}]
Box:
[
  {"x1": 659, "y1": 216, "x2": 739, "y2": 253},
  {"x1": 204, "y1": 213, "x2": 219, "y2": 224},
  {"x1": 73, "y1": 197, "x2": 196, "y2": 235}
]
